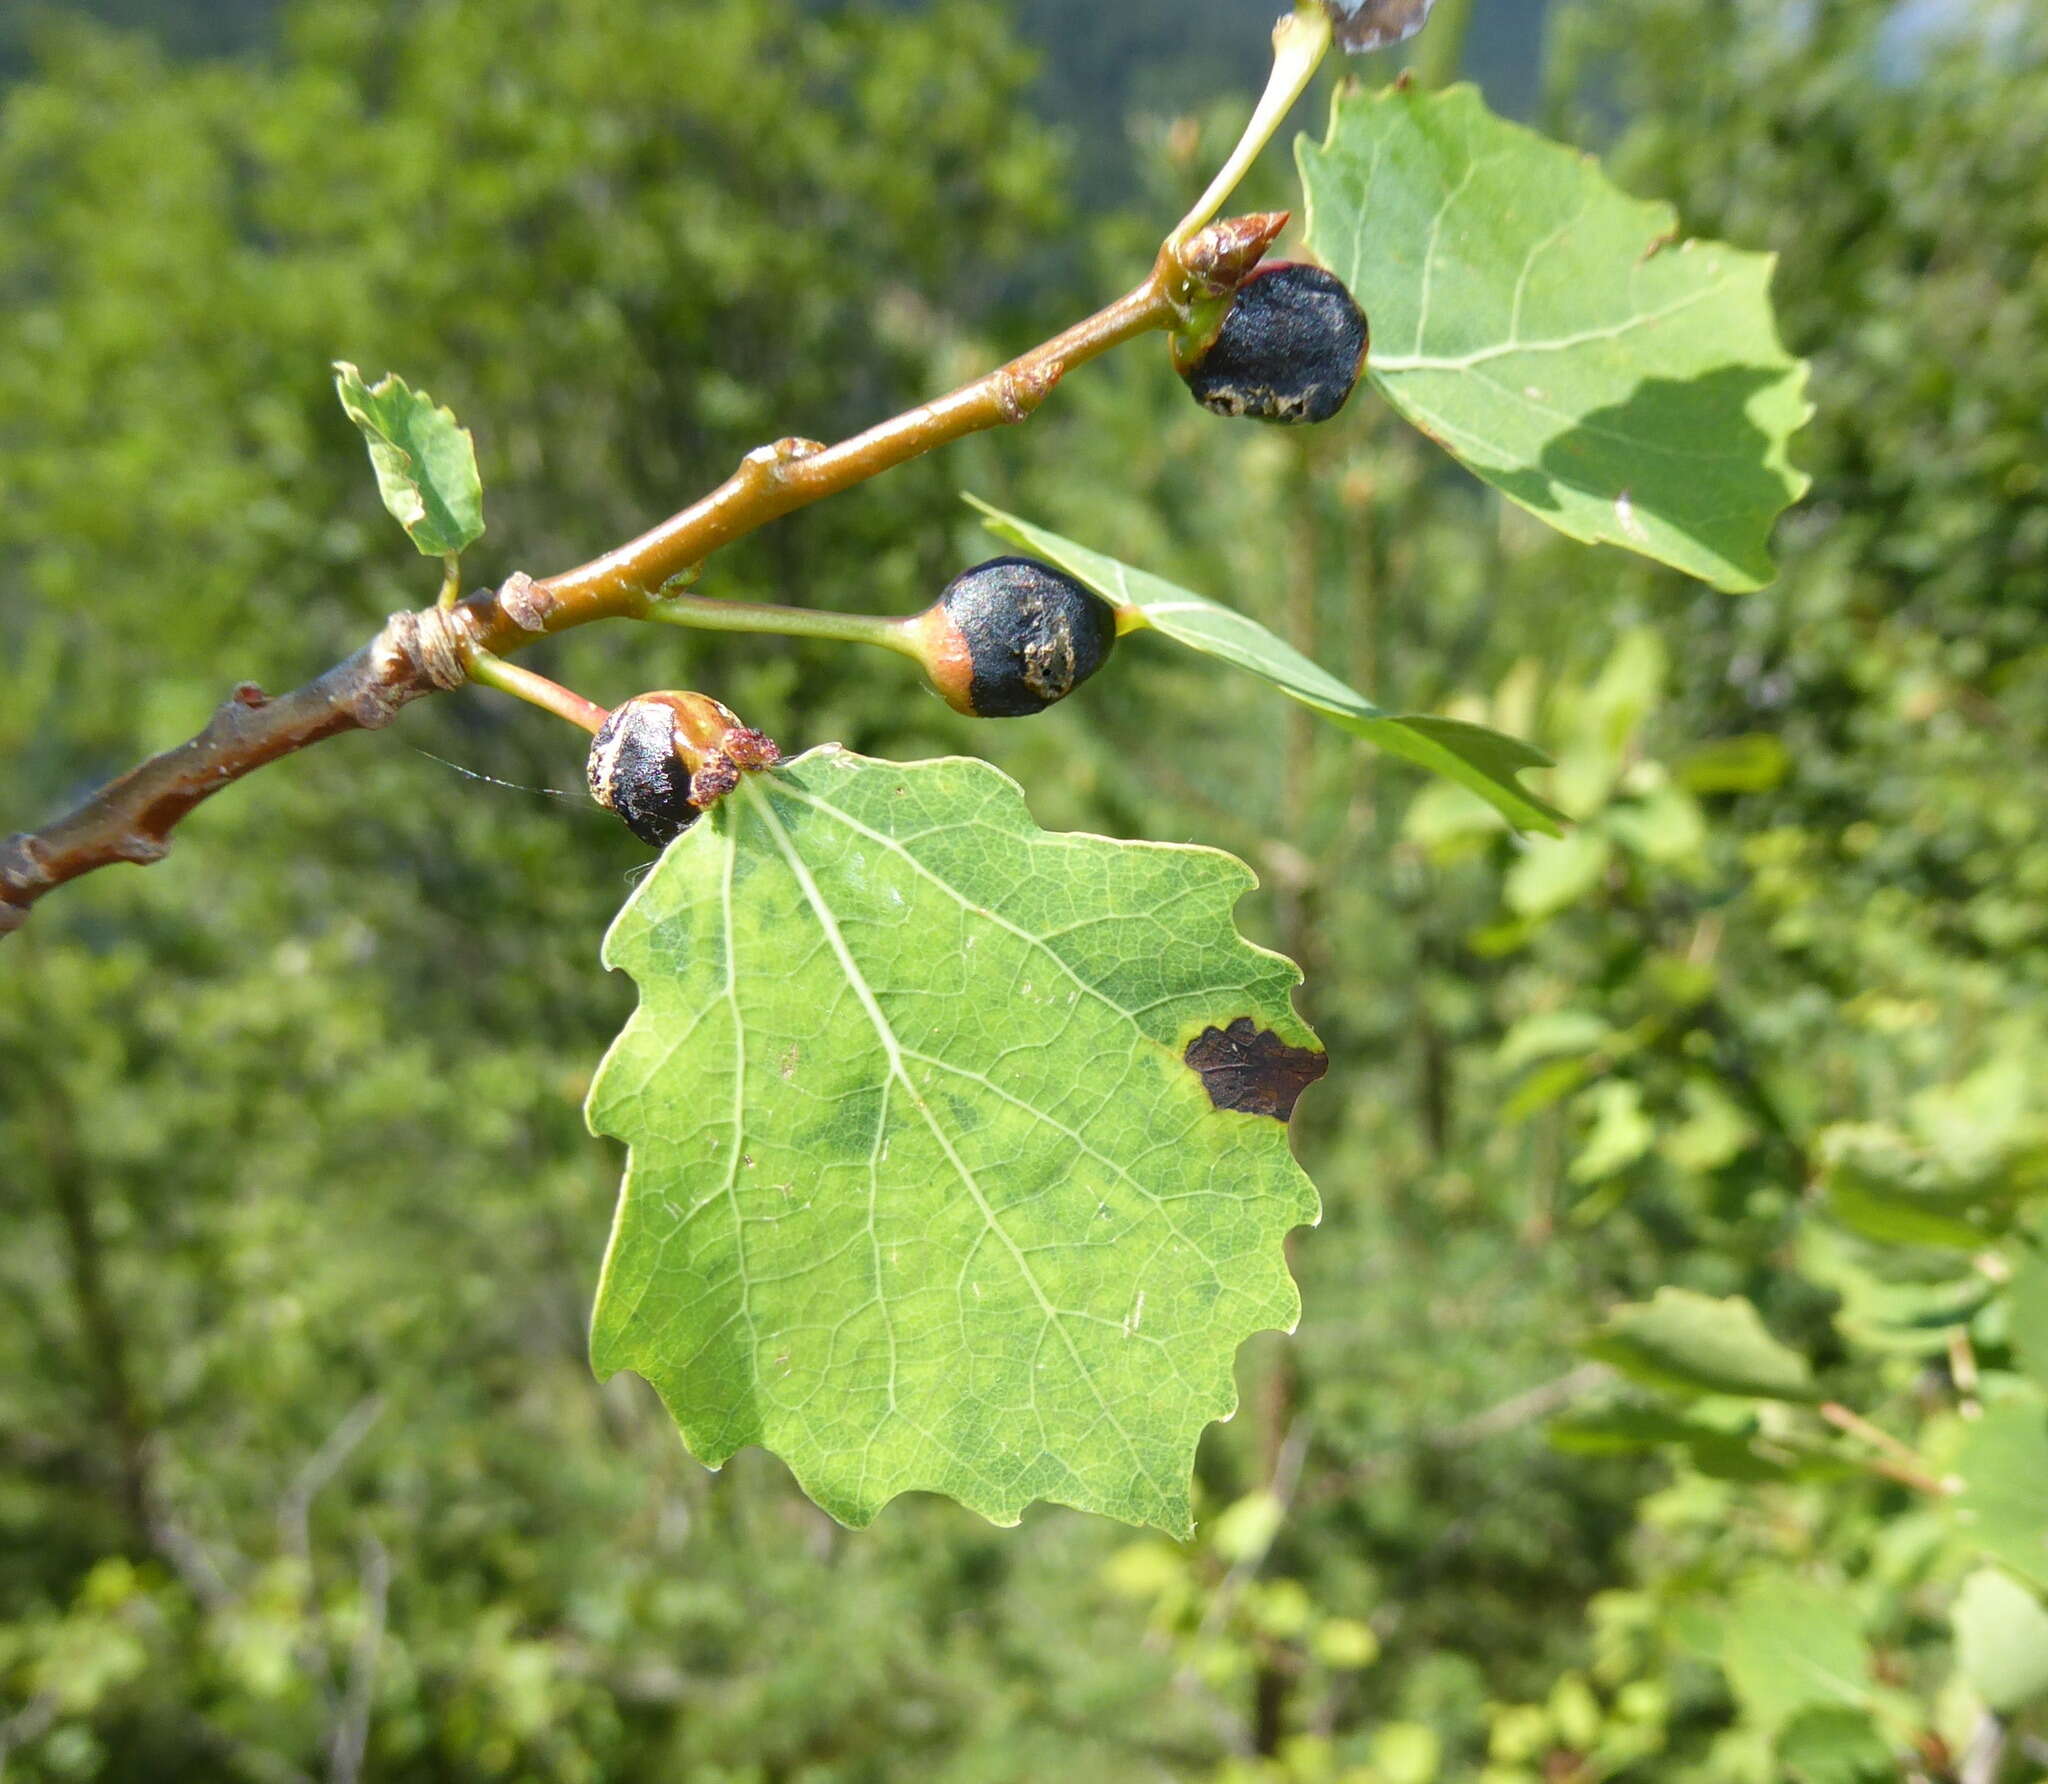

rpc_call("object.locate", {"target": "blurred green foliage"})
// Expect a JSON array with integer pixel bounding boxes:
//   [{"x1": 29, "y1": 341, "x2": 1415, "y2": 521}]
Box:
[{"x1": 3, "y1": 0, "x2": 2046, "y2": 1778}]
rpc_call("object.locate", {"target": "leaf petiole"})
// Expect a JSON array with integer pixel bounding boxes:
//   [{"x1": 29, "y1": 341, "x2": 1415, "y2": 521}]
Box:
[
  {"x1": 465, "y1": 649, "x2": 610, "y2": 736},
  {"x1": 642, "y1": 592, "x2": 922, "y2": 660},
  {"x1": 1168, "y1": 1, "x2": 1333, "y2": 253}
]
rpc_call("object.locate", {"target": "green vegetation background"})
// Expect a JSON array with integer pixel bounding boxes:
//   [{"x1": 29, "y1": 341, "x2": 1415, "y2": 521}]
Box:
[{"x1": 2, "y1": 0, "x2": 2043, "y2": 1779}]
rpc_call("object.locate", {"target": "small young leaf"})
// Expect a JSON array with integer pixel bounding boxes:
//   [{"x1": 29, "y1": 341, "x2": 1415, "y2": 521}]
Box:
[
  {"x1": 966, "y1": 496, "x2": 1563, "y2": 834},
  {"x1": 332, "y1": 361, "x2": 485, "y2": 558},
  {"x1": 1952, "y1": 1568, "x2": 2048, "y2": 1712},
  {"x1": 587, "y1": 749, "x2": 1322, "y2": 1534},
  {"x1": 1299, "y1": 84, "x2": 1811, "y2": 590},
  {"x1": 1584, "y1": 1287, "x2": 1818, "y2": 1402},
  {"x1": 1569, "y1": 1080, "x2": 1654, "y2": 1185}
]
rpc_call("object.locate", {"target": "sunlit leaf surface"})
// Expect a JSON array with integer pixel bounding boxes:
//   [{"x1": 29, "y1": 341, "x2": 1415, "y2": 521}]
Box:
[
  {"x1": 1300, "y1": 84, "x2": 1811, "y2": 589},
  {"x1": 332, "y1": 361, "x2": 485, "y2": 558},
  {"x1": 588, "y1": 749, "x2": 1323, "y2": 1532}
]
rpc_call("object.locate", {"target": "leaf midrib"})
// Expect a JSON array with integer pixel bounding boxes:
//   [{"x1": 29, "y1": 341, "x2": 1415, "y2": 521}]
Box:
[{"x1": 741, "y1": 775, "x2": 1167, "y2": 1505}]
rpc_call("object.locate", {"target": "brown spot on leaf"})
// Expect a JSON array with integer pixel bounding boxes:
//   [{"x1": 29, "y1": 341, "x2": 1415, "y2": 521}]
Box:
[{"x1": 1184, "y1": 1018, "x2": 1328, "y2": 1122}]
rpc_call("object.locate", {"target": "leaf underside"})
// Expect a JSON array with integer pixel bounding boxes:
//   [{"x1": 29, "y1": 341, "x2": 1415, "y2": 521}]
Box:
[
  {"x1": 587, "y1": 749, "x2": 1323, "y2": 1534},
  {"x1": 1300, "y1": 83, "x2": 1811, "y2": 591},
  {"x1": 968, "y1": 495, "x2": 1564, "y2": 835},
  {"x1": 332, "y1": 361, "x2": 485, "y2": 558}
]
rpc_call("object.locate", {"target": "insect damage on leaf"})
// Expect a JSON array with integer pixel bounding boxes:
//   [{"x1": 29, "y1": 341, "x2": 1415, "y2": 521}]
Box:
[{"x1": 1184, "y1": 1017, "x2": 1329, "y2": 1121}]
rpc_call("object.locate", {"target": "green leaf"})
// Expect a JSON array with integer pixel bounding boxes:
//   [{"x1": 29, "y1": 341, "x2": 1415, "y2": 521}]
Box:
[
  {"x1": 1774, "y1": 1706, "x2": 1895, "y2": 1784},
  {"x1": 1551, "y1": 1402, "x2": 1803, "y2": 1483},
  {"x1": 1547, "y1": 1402, "x2": 1724, "y2": 1454},
  {"x1": 1719, "y1": 1575, "x2": 1870, "y2": 1734},
  {"x1": 1662, "y1": 1079, "x2": 1758, "y2": 1175},
  {"x1": 1952, "y1": 1567, "x2": 2048, "y2": 1712},
  {"x1": 1505, "y1": 829, "x2": 1612, "y2": 920},
  {"x1": 1821, "y1": 1149, "x2": 2000, "y2": 1251},
  {"x1": 1949, "y1": 1398, "x2": 2048, "y2": 1589},
  {"x1": 1497, "y1": 1009, "x2": 1610, "y2": 1072},
  {"x1": 1299, "y1": 83, "x2": 1811, "y2": 590},
  {"x1": 1675, "y1": 733, "x2": 1792, "y2": 795},
  {"x1": 1369, "y1": 1723, "x2": 1442, "y2": 1784},
  {"x1": 332, "y1": 361, "x2": 485, "y2": 558},
  {"x1": 1584, "y1": 1287, "x2": 1818, "y2": 1402},
  {"x1": 2009, "y1": 1254, "x2": 2048, "y2": 1394},
  {"x1": 1569, "y1": 1080, "x2": 1654, "y2": 1185},
  {"x1": 585, "y1": 748, "x2": 1322, "y2": 1534},
  {"x1": 1797, "y1": 1222, "x2": 1991, "y2": 1356},
  {"x1": 966, "y1": 496, "x2": 1564, "y2": 834}
]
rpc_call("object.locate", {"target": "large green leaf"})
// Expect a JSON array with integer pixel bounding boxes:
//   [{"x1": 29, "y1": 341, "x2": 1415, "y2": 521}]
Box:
[
  {"x1": 1719, "y1": 1575, "x2": 1870, "y2": 1734},
  {"x1": 1949, "y1": 1398, "x2": 2048, "y2": 1589},
  {"x1": 586, "y1": 748, "x2": 1323, "y2": 1533},
  {"x1": 1952, "y1": 1568, "x2": 2048, "y2": 1712},
  {"x1": 2006, "y1": 1253, "x2": 2048, "y2": 1392},
  {"x1": 1584, "y1": 1287, "x2": 1818, "y2": 1402},
  {"x1": 1775, "y1": 1707, "x2": 1896, "y2": 1784},
  {"x1": 967, "y1": 496, "x2": 1564, "y2": 834},
  {"x1": 333, "y1": 361, "x2": 485, "y2": 558},
  {"x1": 1299, "y1": 83, "x2": 1811, "y2": 590}
]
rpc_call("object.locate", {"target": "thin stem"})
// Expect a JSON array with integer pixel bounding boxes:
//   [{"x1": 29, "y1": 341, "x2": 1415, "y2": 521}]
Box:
[
  {"x1": 466, "y1": 651, "x2": 609, "y2": 735},
  {"x1": 1818, "y1": 1402, "x2": 1957, "y2": 1497},
  {"x1": 539, "y1": 276, "x2": 1176, "y2": 611},
  {"x1": 1169, "y1": 4, "x2": 1333, "y2": 249},
  {"x1": 40, "y1": 1085, "x2": 156, "y2": 1552},
  {"x1": 1948, "y1": 1328, "x2": 1982, "y2": 1418},
  {"x1": 436, "y1": 555, "x2": 462, "y2": 611},
  {"x1": 643, "y1": 593, "x2": 920, "y2": 658}
]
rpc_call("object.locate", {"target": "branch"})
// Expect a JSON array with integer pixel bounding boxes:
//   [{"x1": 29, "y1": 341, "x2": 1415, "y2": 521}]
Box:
[
  {"x1": 2, "y1": 236, "x2": 1262, "y2": 935},
  {"x1": 1, "y1": 609, "x2": 473, "y2": 933},
  {"x1": 1959, "y1": 1711, "x2": 2007, "y2": 1784},
  {"x1": 327, "y1": 1534, "x2": 390, "y2": 1784},
  {"x1": 0, "y1": 1693, "x2": 60, "y2": 1776},
  {"x1": 278, "y1": 1396, "x2": 387, "y2": 1573}
]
